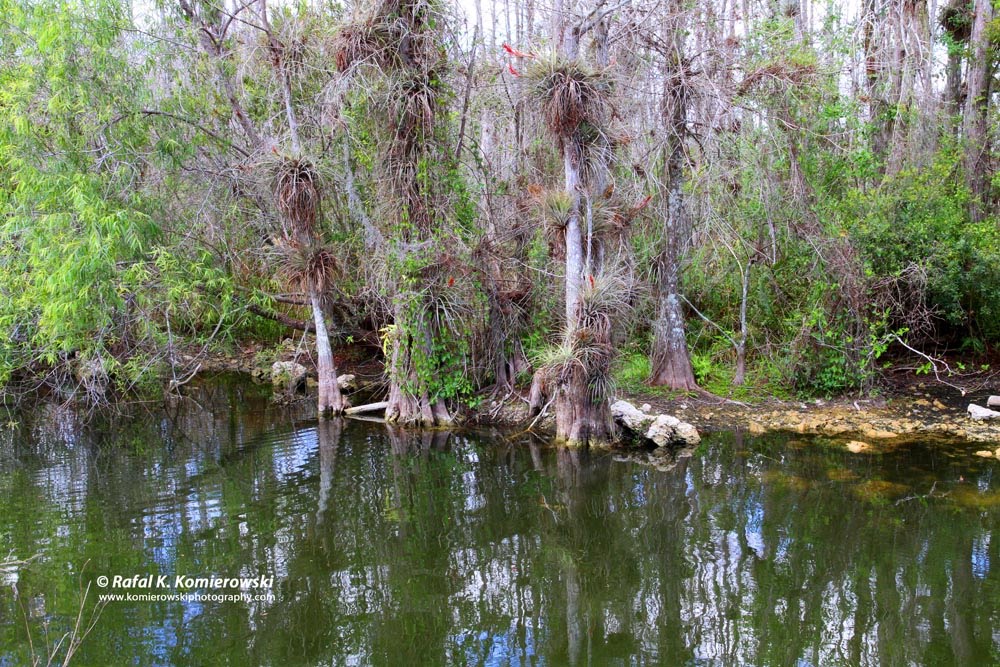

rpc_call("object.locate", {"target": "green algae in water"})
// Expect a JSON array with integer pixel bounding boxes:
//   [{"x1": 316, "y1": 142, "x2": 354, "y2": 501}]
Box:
[{"x1": 851, "y1": 479, "x2": 911, "y2": 503}]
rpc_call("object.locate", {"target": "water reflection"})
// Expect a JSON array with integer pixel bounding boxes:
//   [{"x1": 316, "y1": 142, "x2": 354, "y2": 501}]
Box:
[{"x1": 0, "y1": 381, "x2": 997, "y2": 666}]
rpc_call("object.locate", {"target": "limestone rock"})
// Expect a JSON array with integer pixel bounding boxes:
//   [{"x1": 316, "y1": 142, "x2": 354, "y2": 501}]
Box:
[
  {"x1": 612, "y1": 399, "x2": 700, "y2": 447},
  {"x1": 861, "y1": 427, "x2": 898, "y2": 439},
  {"x1": 611, "y1": 400, "x2": 655, "y2": 432},
  {"x1": 645, "y1": 414, "x2": 679, "y2": 446},
  {"x1": 645, "y1": 414, "x2": 701, "y2": 447},
  {"x1": 271, "y1": 361, "x2": 308, "y2": 391},
  {"x1": 748, "y1": 420, "x2": 767, "y2": 435},
  {"x1": 846, "y1": 440, "x2": 872, "y2": 454},
  {"x1": 673, "y1": 421, "x2": 701, "y2": 446},
  {"x1": 968, "y1": 404, "x2": 1000, "y2": 420},
  {"x1": 974, "y1": 450, "x2": 994, "y2": 458},
  {"x1": 640, "y1": 403, "x2": 652, "y2": 413},
  {"x1": 987, "y1": 396, "x2": 1000, "y2": 408},
  {"x1": 337, "y1": 374, "x2": 357, "y2": 391}
]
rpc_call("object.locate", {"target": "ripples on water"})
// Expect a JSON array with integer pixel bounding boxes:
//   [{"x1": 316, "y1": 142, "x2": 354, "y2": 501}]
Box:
[{"x1": 0, "y1": 379, "x2": 997, "y2": 666}]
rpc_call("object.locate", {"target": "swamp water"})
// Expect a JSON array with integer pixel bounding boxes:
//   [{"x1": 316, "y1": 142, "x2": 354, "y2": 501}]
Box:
[{"x1": 0, "y1": 380, "x2": 997, "y2": 666}]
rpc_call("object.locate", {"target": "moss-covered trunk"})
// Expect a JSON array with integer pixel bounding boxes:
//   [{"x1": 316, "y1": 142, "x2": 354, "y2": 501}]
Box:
[{"x1": 385, "y1": 303, "x2": 452, "y2": 426}]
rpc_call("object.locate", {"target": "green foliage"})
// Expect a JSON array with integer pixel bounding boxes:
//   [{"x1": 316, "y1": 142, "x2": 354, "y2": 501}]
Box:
[
  {"x1": 391, "y1": 296, "x2": 480, "y2": 408},
  {"x1": 0, "y1": 0, "x2": 161, "y2": 384},
  {"x1": 690, "y1": 351, "x2": 715, "y2": 386},
  {"x1": 611, "y1": 351, "x2": 650, "y2": 393},
  {"x1": 1, "y1": 0, "x2": 998, "y2": 411},
  {"x1": 842, "y1": 153, "x2": 1000, "y2": 342}
]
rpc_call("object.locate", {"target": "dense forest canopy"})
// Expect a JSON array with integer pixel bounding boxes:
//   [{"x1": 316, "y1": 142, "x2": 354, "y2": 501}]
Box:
[{"x1": 1, "y1": 0, "x2": 998, "y2": 441}]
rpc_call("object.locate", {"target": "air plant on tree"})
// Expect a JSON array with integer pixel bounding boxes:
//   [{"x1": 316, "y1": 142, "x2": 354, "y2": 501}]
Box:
[
  {"x1": 525, "y1": 55, "x2": 612, "y2": 146},
  {"x1": 270, "y1": 154, "x2": 345, "y2": 418},
  {"x1": 532, "y1": 260, "x2": 639, "y2": 444},
  {"x1": 523, "y1": 52, "x2": 623, "y2": 446},
  {"x1": 334, "y1": 0, "x2": 466, "y2": 427}
]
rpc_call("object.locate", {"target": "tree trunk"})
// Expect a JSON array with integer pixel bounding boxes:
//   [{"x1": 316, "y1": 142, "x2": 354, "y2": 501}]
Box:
[
  {"x1": 385, "y1": 304, "x2": 452, "y2": 427},
  {"x1": 553, "y1": 363, "x2": 612, "y2": 447},
  {"x1": 734, "y1": 346, "x2": 746, "y2": 386},
  {"x1": 546, "y1": 5, "x2": 611, "y2": 447},
  {"x1": 862, "y1": 0, "x2": 891, "y2": 167},
  {"x1": 943, "y1": 47, "x2": 963, "y2": 124},
  {"x1": 941, "y1": 0, "x2": 967, "y2": 127},
  {"x1": 563, "y1": 143, "x2": 585, "y2": 325},
  {"x1": 732, "y1": 258, "x2": 751, "y2": 387},
  {"x1": 650, "y1": 282, "x2": 698, "y2": 390},
  {"x1": 650, "y1": 23, "x2": 698, "y2": 392},
  {"x1": 309, "y1": 290, "x2": 344, "y2": 418},
  {"x1": 963, "y1": 0, "x2": 994, "y2": 221}
]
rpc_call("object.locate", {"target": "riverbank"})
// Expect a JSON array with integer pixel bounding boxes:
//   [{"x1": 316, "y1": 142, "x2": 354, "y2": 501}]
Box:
[
  {"x1": 628, "y1": 388, "x2": 1000, "y2": 447},
  {"x1": 474, "y1": 384, "x2": 1000, "y2": 451},
  {"x1": 180, "y1": 342, "x2": 1000, "y2": 451}
]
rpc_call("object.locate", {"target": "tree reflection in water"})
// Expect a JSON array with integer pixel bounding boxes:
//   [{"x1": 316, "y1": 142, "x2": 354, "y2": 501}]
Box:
[{"x1": 0, "y1": 381, "x2": 996, "y2": 666}]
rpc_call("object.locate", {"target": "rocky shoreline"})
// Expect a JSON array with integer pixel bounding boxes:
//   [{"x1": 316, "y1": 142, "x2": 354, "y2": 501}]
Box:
[{"x1": 619, "y1": 386, "x2": 1000, "y2": 455}]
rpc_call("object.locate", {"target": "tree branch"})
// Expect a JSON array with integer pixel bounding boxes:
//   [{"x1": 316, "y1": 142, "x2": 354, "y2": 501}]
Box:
[{"x1": 246, "y1": 302, "x2": 315, "y2": 332}]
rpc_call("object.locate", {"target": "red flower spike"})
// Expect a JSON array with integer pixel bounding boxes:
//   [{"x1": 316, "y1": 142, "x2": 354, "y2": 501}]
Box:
[
  {"x1": 502, "y1": 43, "x2": 535, "y2": 59},
  {"x1": 634, "y1": 195, "x2": 653, "y2": 211},
  {"x1": 507, "y1": 63, "x2": 521, "y2": 77}
]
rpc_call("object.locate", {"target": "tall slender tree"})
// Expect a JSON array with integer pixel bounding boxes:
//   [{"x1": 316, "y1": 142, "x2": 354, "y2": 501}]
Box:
[
  {"x1": 963, "y1": 0, "x2": 995, "y2": 221},
  {"x1": 523, "y1": 0, "x2": 632, "y2": 446},
  {"x1": 649, "y1": 0, "x2": 698, "y2": 391}
]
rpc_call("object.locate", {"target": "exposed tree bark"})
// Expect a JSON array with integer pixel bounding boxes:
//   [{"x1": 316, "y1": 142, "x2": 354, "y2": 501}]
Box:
[
  {"x1": 563, "y1": 143, "x2": 586, "y2": 325},
  {"x1": 963, "y1": 0, "x2": 994, "y2": 221},
  {"x1": 310, "y1": 290, "x2": 344, "y2": 417},
  {"x1": 941, "y1": 0, "x2": 968, "y2": 125},
  {"x1": 650, "y1": 280, "x2": 698, "y2": 389},
  {"x1": 733, "y1": 258, "x2": 752, "y2": 386},
  {"x1": 553, "y1": 363, "x2": 611, "y2": 445},
  {"x1": 543, "y1": 1, "x2": 614, "y2": 446},
  {"x1": 650, "y1": 8, "x2": 698, "y2": 392},
  {"x1": 943, "y1": 44, "x2": 964, "y2": 122}
]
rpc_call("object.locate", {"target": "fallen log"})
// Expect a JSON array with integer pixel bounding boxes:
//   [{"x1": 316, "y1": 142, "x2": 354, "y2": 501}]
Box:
[{"x1": 344, "y1": 401, "x2": 388, "y2": 416}]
